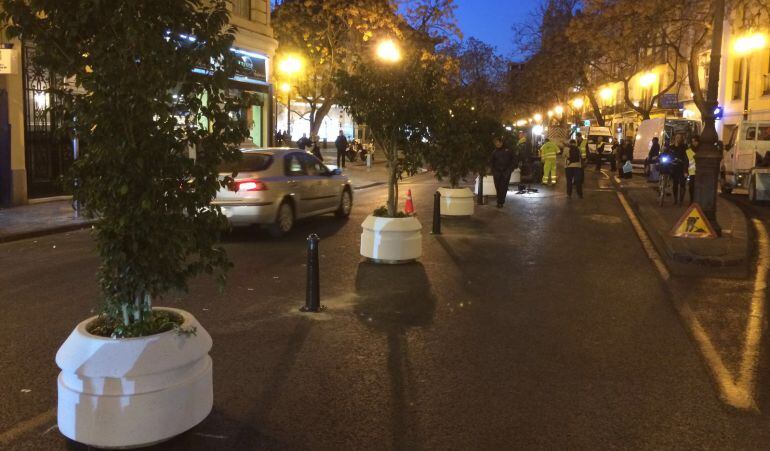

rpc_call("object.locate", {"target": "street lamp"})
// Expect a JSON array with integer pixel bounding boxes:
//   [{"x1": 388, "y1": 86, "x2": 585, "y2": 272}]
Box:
[
  {"x1": 376, "y1": 39, "x2": 401, "y2": 63},
  {"x1": 277, "y1": 55, "x2": 304, "y2": 140},
  {"x1": 571, "y1": 97, "x2": 584, "y2": 125},
  {"x1": 638, "y1": 72, "x2": 657, "y2": 88},
  {"x1": 554, "y1": 105, "x2": 564, "y2": 115},
  {"x1": 533, "y1": 113, "x2": 543, "y2": 123},
  {"x1": 733, "y1": 31, "x2": 767, "y2": 119}
]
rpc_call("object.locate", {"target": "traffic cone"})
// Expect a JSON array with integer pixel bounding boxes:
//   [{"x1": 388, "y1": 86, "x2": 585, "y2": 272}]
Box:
[{"x1": 405, "y1": 189, "x2": 415, "y2": 215}]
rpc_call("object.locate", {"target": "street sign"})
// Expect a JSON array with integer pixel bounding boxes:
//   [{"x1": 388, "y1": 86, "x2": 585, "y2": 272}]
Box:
[{"x1": 671, "y1": 203, "x2": 718, "y2": 238}]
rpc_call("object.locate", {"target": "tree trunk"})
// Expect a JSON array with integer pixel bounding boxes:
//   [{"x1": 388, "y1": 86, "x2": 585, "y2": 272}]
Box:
[
  {"x1": 387, "y1": 156, "x2": 397, "y2": 217},
  {"x1": 310, "y1": 99, "x2": 334, "y2": 137},
  {"x1": 586, "y1": 91, "x2": 606, "y2": 126}
]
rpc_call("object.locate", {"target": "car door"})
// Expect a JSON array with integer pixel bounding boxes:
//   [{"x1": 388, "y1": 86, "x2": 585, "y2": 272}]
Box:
[
  {"x1": 283, "y1": 152, "x2": 314, "y2": 217},
  {"x1": 298, "y1": 153, "x2": 338, "y2": 212},
  {"x1": 738, "y1": 122, "x2": 758, "y2": 171}
]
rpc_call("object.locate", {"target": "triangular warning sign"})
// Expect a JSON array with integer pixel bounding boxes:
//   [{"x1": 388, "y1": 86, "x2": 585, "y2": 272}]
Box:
[{"x1": 671, "y1": 203, "x2": 718, "y2": 239}]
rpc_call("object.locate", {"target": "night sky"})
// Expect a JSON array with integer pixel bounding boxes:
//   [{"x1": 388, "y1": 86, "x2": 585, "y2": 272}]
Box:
[{"x1": 453, "y1": 0, "x2": 540, "y2": 58}]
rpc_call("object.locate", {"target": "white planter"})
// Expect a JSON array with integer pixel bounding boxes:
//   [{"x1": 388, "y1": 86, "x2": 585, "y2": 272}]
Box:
[
  {"x1": 360, "y1": 215, "x2": 422, "y2": 263},
  {"x1": 56, "y1": 307, "x2": 213, "y2": 449},
  {"x1": 475, "y1": 175, "x2": 496, "y2": 197},
  {"x1": 438, "y1": 187, "x2": 474, "y2": 216}
]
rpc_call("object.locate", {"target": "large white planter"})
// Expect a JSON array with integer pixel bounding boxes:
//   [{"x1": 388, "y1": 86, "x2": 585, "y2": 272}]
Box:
[
  {"x1": 56, "y1": 307, "x2": 213, "y2": 449},
  {"x1": 438, "y1": 187, "x2": 474, "y2": 216},
  {"x1": 360, "y1": 215, "x2": 422, "y2": 263},
  {"x1": 475, "y1": 175, "x2": 496, "y2": 197}
]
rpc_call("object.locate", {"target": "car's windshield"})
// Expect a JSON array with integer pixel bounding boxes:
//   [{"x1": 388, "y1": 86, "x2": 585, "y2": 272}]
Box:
[{"x1": 219, "y1": 153, "x2": 273, "y2": 174}]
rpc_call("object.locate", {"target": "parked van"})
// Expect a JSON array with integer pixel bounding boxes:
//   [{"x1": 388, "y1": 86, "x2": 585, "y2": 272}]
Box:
[
  {"x1": 577, "y1": 126, "x2": 613, "y2": 163},
  {"x1": 721, "y1": 121, "x2": 770, "y2": 201},
  {"x1": 632, "y1": 117, "x2": 701, "y2": 163}
]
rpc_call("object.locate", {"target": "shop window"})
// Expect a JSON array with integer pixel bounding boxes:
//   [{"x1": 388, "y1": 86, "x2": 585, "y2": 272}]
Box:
[{"x1": 733, "y1": 59, "x2": 744, "y2": 100}]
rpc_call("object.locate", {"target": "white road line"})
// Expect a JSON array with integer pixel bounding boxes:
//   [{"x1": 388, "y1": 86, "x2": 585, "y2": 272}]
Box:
[
  {"x1": 737, "y1": 219, "x2": 769, "y2": 404},
  {"x1": 616, "y1": 192, "x2": 670, "y2": 281},
  {"x1": 0, "y1": 408, "x2": 56, "y2": 447},
  {"x1": 616, "y1": 191, "x2": 764, "y2": 410}
]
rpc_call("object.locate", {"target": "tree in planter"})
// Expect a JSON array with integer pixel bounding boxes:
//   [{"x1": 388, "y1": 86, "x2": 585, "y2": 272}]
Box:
[
  {"x1": 337, "y1": 48, "x2": 442, "y2": 217},
  {"x1": 428, "y1": 101, "x2": 503, "y2": 189},
  {"x1": 1, "y1": 0, "x2": 250, "y2": 337}
]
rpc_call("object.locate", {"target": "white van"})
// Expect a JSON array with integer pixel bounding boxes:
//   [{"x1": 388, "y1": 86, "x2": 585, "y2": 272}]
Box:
[
  {"x1": 632, "y1": 118, "x2": 701, "y2": 163},
  {"x1": 577, "y1": 126, "x2": 613, "y2": 162},
  {"x1": 721, "y1": 121, "x2": 770, "y2": 201}
]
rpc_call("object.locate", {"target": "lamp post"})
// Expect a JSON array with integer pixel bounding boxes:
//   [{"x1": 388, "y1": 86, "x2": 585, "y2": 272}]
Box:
[
  {"x1": 571, "y1": 97, "x2": 584, "y2": 126},
  {"x1": 734, "y1": 32, "x2": 767, "y2": 120},
  {"x1": 277, "y1": 54, "x2": 303, "y2": 141},
  {"x1": 694, "y1": 0, "x2": 726, "y2": 234},
  {"x1": 376, "y1": 39, "x2": 402, "y2": 63}
]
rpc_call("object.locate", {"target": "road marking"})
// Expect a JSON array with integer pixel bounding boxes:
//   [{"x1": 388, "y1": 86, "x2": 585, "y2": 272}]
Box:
[
  {"x1": 0, "y1": 408, "x2": 56, "y2": 447},
  {"x1": 616, "y1": 192, "x2": 670, "y2": 280},
  {"x1": 616, "y1": 191, "x2": 768, "y2": 410}
]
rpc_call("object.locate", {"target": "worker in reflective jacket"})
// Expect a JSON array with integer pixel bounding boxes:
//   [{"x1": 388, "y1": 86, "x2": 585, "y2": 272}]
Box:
[
  {"x1": 576, "y1": 132, "x2": 588, "y2": 160},
  {"x1": 539, "y1": 138, "x2": 560, "y2": 185},
  {"x1": 686, "y1": 135, "x2": 699, "y2": 204}
]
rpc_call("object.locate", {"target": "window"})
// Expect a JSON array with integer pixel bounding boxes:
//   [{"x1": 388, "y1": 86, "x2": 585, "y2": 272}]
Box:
[
  {"x1": 733, "y1": 59, "x2": 744, "y2": 100},
  {"x1": 746, "y1": 126, "x2": 757, "y2": 141},
  {"x1": 219, "y1": 152, "x2": 273, "y2": 174},
  {"x1": 285, "y1": 154, "x2": 306, "y2": 176},
  {"x1": 232, "y1": 0, "x2": 250, "y2": 19},
  {"x1": 759, "y1": 126, "x2": 770, "y2": 141},
  {"x1": 763, "y1": 51, "x2": 770, "y2": 95},
  {"x1": 299, "y1": 153, "x2": 328, "y2": 176}
]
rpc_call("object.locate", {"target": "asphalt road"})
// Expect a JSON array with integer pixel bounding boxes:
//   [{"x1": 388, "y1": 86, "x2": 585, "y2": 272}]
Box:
[{"x1": 2, "y1": 169, "x2": 770, "y2": 449}]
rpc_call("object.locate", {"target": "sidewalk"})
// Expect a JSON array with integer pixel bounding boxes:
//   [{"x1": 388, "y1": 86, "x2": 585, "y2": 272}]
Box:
[
  {"x1": 0, "y1": 200, "x2": 94, "y2": 243},
  {"x1": 616, "y1": 173, "x2": 750, "y2": 276}
]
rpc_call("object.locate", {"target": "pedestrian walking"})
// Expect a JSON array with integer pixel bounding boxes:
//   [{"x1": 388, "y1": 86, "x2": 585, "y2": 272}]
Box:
[
  {"x1": 283, "y1": 130, "x2": 292, "y2": 146},
  {"x1": 565, "y1": 139, "x2": 584, "y2": 199},
  {"x1": 297, "y1": 133, "x2": 310, "y2": 150},
  {"x1": 686, "y1": 136, "x2": 699, "y2": 204},
  {"x1": 276, "y1": 129, "x2": 284, "y2": 146},
  {"x1": 595, "y1": 141, "x2": 606, "y2": 171},
  {"x1": 669, "y1": 134, "x2": 689, "y2": 205},
  {"x1": 335, "y1": 130, "x2": 348, "y2": 168},
  {"x1": 540, "y1": 137, "x2": 559, "y2": 185},
  {"x1": 489, "y1": 136, "x2": 516, "y2": 208},
  {"x1": 646, "y1": 137, "x2": 661, "y2": 181}
]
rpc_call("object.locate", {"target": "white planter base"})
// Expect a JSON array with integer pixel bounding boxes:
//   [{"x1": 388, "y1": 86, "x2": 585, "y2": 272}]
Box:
[
  {"x1": 438, "y1": 187, "x2": 474, "y2": 216},
  {"x1": 360, "y1": 215, "x2": 422, "y2": 263},
  {"x1": 56, "y1": 308, "x2": 213, "y2": 449},
  {"x1": 475, "y1": 175, "x2": 496, "y2": 197}
]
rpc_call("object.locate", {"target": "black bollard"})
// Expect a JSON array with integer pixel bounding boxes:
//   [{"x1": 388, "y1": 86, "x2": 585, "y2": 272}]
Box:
[
  {"x1": 301, "y1": 233, "x2": 322, "y2": 312},
  {"x1": 432, "y1": 191, "x2": 442, "y2": 235},
  {"x1": 477, "y1": 174, "x2": 485, "y2": 205}
]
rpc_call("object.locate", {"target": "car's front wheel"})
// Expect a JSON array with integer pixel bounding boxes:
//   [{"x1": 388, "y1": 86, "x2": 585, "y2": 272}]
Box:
[
  {"x1": 335, "y1": 189, "x2": 352, "y2": 218},
  {"x1": 269, "y1": 201, "x2": 294, "y2": 237}
]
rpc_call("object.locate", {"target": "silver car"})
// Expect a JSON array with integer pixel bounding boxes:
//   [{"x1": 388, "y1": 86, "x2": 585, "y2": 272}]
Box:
[{"x1": 213, "y1": 148, "x2": 353, "y2": 237}]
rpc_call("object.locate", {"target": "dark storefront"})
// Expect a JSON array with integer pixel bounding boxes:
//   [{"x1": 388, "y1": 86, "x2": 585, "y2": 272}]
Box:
[{"x1": 22, "y1": 43, "x2": 73, "y2": 199}]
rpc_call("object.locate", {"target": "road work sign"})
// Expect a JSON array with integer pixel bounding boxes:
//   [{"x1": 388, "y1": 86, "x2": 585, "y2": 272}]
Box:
[{"x1": 671, "y1": 203, "x2": 717, "y2": 239}]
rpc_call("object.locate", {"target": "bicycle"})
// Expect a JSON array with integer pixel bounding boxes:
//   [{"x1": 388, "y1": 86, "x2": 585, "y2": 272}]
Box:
[{"x1": 658, "y1": 169, "x2": 671, "y2": 206}]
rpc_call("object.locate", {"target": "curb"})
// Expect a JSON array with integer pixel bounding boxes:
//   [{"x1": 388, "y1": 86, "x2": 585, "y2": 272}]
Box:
[
  {"x1": 354, "y1": 182, "x2": 386, "y2": 190},
  {"x1": 0, "y1": 221, "x2": 95, "y2": 244},
  {"x1": 611, "y1": 177, "x2": 749, "y2": 269}
]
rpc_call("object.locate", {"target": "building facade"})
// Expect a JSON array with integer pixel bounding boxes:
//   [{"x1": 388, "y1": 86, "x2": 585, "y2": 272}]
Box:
[{"x1": 0, "y1": 0, "x2": 278, "y2": 206}]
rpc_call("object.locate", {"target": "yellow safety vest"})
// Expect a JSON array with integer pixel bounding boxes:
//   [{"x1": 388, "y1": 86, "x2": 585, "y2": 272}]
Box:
[
  {"x1": 686, "y1": 148, "x2": 696, "y2": 175},
  {"x1": 578, "y1": 139, "x2": 588, "y2": 158},
  {"x1": 540, "y1": 141, "x2": 559, "y2": 159}
]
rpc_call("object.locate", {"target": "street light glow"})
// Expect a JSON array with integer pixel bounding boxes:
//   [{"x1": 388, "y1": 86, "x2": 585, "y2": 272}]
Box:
[
  {"x1": 279, "y1": 82, "x2": 291, "y2": 93},
  {"x1": 734, "y1": 32, "x2": 767, "y2": 55},
  {"x1": 547, "y1": 110, "x2": 554, "y2": 118},
  {"x1": 572, "y1": 97, "x2": 584, "y2": 109},
  {"x1": 278, "y1": 55, "x2": 303, "y2": 75},
  {"x1": 554, "y1": 105, "x2": 564, "y2": 115},
  {"x1": 599, "y1": 88, "x2": 613, "y2": 101},
  {"x1": 533, "y1": 113, "x2": 543, "y2": 122},
  {"x1": 638, "y1": 72, "x2": 657, "y2": 88},
  {"x1": 376, "y1": 39, "x2": 401, "y2": 63},
  {"x1": 516, "y1": 119, "x2": 527, "y2": 127}
]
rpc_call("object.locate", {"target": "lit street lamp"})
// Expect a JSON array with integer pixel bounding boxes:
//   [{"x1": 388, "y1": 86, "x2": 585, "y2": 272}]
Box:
[
  {"x1": 376, "y1": 39, "x2": 401, "y2": 63},
  {"x1": 277, "y1": 55, "x2": 304, "y2": 140},
  {"x1": 571, "y1": 97, "x2": 584, "y2": 125},
  {"x1": 733, "y1": 31, "x2": 767, "y2": 119}
]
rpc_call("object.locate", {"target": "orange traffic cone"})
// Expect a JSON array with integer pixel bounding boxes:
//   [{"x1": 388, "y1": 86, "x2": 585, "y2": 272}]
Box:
[{"x1": 405, "y1": 189, "x2": 415, "y2": 215}]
